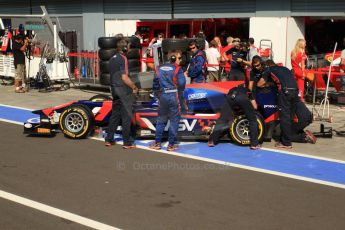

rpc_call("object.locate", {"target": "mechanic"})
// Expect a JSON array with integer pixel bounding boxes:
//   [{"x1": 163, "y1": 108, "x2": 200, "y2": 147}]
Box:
[
  {"x1": 223, "y1": 41, "x2": 251, "y2": 81},
  {"x1": 208, "y1": 85, "x2": 261, "y2": 150},
  {"x1": 105, "y1": 37, "x2": 138, "y2": 149},
  {"x1": 150, "y1": 50, "x2": 186, "y2": 151},
  {"x1": 187, "y1": 40, "x2": 206, "y2": 83},
  {"x1": 291, "y1": 39, "x2": 307, "y2": 101},
  {"x1": 257, "y1": 60, "x2": 316, "y2": 149},
  {"x1": 249, "y1": 55, "x2": 265, "y2": 92},
  {"x1": 12, "y1": 34, "x2": 29, "y2": 93}
]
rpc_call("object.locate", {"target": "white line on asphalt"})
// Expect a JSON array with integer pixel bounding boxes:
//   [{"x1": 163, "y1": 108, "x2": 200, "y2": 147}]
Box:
[
  {"x1": 0, "y1": 118, "x2": 23, "y2": 125},
  {"x1": 90, "y1": 136, "x2": 345, "y2": 190},
  {"x1": 0, "y1": 190, "x2": 121, "y2": 230},
  {"x1": 261, "y1": 147, "x2": 345, "y2": 164},
  {"x1": 2, "y1": 104, "x2": 345, "y2": 189},
  {"x1": 132, "y1": 145, "x2": 345, "y2": 190},
  {"x1": 0, "y1": 103, "x2": 34, "y2": 111}
]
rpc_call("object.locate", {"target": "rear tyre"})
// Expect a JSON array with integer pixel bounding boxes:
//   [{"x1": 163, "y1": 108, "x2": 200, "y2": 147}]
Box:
[
  {"x1": 229, "y1": 114, "x2": 265, "y2": 146},
  {"x1": 162, "y1": 39, "x2": 189, "y2": 53},
  {"x1": 59, "y1": 105, "x2": 94, "y2": 139}
]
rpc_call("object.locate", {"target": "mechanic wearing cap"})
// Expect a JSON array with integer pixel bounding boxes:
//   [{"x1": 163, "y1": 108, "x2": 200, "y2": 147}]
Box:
[
  {"x1": 105, "y1": 37, "x2": 138, "y2": 149},
  {"x1": 150, "y1": 50, "x2": 186, "y2": 151},
  {"x1": 208, "y1": 85, "x2": 261, "y2": 150},
  {"x1": 12, "y1": 34, "x2": 29, "y2": 93},
  {"x1": 187, "y1": 40, "x2": 206, "y2": 83},
  {"x1": 257, "y1": 60, "x2": 316, "y2": 149}
]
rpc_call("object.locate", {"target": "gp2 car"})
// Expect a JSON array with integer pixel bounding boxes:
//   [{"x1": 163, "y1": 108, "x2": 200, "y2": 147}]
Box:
[{"x1": 24, "y1": 81, "x2": 280, "y2": 146}]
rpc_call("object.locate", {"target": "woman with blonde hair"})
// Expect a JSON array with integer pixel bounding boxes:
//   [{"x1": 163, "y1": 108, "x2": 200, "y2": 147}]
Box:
[{"x1": 291, "y1": 38, "x2": 307, "y2": 101}]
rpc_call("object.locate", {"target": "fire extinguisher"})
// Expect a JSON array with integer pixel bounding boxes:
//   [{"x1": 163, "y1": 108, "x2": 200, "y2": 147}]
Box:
[{"x1": 74, "y1": 66, "x2": 80, "y2": 79}]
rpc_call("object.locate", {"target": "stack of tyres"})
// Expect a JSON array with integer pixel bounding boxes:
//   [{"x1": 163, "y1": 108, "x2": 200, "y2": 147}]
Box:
[
  {"x1": 98, "y1": 37, "x2": 117, "y2": 85},
  {"x1": 125, "y1": 36, "x2": 141, "y2": 88},
  {"x1": 98, "y1": 36, "x2": 141, "y2": 87},
  {"x1": 161, "y1": 38, "x2": 205, "y2": 70}
]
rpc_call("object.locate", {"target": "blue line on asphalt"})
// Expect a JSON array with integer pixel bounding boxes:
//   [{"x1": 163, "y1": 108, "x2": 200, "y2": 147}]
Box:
[
  {"x1": 0, "y1": 105, "x2": 38, "y2": 123},
  {"x1": 2, "y1": 105, "x2": 345, "y2": 185}
]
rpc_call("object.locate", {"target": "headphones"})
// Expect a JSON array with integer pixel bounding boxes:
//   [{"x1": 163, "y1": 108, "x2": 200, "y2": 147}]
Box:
[{"x1": 170, "y1": 54, "x2": 176, "y2": 63}]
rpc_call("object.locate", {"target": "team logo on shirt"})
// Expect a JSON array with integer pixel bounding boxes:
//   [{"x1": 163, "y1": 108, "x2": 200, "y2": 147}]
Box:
[{"x1": 160, "y1": 66, "x2": 173, "y2": 71}]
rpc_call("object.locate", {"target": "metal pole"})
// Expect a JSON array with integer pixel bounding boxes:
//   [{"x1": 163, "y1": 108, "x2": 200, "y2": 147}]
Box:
[{"x1": 321, "y1": 42, "x2": 337, "y2": 118}]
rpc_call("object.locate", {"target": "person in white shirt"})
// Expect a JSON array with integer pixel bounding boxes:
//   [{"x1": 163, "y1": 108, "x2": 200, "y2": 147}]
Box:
[{"x1": 206, "y1": 40, "x2": 221, "y2": 82}]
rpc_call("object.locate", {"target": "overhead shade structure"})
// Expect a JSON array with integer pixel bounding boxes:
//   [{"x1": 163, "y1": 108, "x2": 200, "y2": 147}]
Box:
[
  {"x1": 291, "y1": 0, "x2": 345, "y2": 16},
  {"x1": 103, "y1": 0, "x2": 172, "y2": 19},
  {"x1": 173, "y1": 0, "x2": 256, "y2": 19}
]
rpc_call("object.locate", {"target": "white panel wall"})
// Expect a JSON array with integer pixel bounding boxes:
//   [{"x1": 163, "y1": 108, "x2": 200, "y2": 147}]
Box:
[
  {"x1": 105, "y1": 20, "x2": 138, "y2": 37},
  {"x1": 249, "y1": 17, "x2": 305, "y2": 69}
]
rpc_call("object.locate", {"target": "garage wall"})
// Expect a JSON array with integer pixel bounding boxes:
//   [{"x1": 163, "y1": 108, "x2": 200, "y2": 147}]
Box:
[{"x1": 250, "y1": 17, "x2": 304, "y2": 68}]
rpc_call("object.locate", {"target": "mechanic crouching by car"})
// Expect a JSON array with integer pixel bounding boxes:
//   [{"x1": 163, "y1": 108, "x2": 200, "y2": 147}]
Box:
[
  {"x1": 208, "y1": 85, "x2": 261, "y2": 150},
  {"x1": 105, "y1": 37, "x2": 138, "y2": 149},
  {"x1": 149, "y1": 50, "x2": 186, "y2": 151},
  {"x1": 186, "y1": 40, "x2": 206, "y2": 83},
  {"x1": 257, "y1": 60, "x2": 316, "y2": 149}
]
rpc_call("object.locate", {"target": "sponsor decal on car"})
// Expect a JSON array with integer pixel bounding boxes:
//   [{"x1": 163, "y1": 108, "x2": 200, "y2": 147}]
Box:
[{"x1": 188, "y1": 92, "x2": 207, "y2": 100}]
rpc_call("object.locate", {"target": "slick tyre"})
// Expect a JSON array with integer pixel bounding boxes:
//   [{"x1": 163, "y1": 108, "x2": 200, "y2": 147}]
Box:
[
  {"x1": 162, "y1": 38, "x2": 189, "y2": 53},
  {"x1": 98, "y1": 49, "x2": 116, "y2": 61},
  {"x1": 100, "y1": 73, "x2": 111, "y2": 85},
  {"x1": 89, "y1": 94, "x2": 112, "y2": 102},
  {"x1": 59, "y1": 105, "x2": 94, "y2": 139},
  {"x1": 98, "y1": 37, "x2": 117, "y2": 49},
  {"x1": 229, "y1": 114, "x2": 265, "y2": 146},
  {"x1": 99, "y1": 61, "x2": 109, "y2": 73}
]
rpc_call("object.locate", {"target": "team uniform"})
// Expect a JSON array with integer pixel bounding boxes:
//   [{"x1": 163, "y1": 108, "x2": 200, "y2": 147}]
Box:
[
  {"x1": 188, "y1": 49, "x2": 206, "y2": 83},
  {"x1": 209, "y1": 86, "x2": 259, "y2": 148},
  {"x1": 106, "y1": 51, "x2": 136, "y2": 147},
  {"x1": 262, "y1": 66, "x2": 314, "y2": 147},
  {"x1": 225, "y1": 47, "x2": 247, "y2": 81},
  {"x1": 152, "y1": 63, "x2": 186, "y2": 150}
]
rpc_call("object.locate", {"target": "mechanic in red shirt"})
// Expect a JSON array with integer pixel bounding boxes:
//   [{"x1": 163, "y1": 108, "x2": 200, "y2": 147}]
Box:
[{"x1": 291, "y1": 39, "x2": 307, "y2": 101}]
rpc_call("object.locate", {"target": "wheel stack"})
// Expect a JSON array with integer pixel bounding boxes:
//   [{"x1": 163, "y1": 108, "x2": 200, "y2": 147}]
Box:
[
  {"x1": 98, "y1": 36, "x2": 141, "y2": 87},
  {"x1": 98, "y1": 37, "x2": 117, "y2": 85}
]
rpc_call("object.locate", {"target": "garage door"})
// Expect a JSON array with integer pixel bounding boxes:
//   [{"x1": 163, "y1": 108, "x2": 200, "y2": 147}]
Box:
[
  {"x1": 291, "y1": 0, "x2": 345, "y2": 16},
  {"x1": 173, "y1": 0, "x2": 256, "y2": 18},
  {"x1": 103, "y1": 0, "x2": 172, "y2": 19},
  {"x1": 31, "y1": 0, "x2": 83, "y2": 15}
]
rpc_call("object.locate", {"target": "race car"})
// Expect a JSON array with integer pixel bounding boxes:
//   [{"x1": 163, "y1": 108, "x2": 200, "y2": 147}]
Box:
[{"x1": 24, "y1": 81, "x2": 280, "y2": 146}]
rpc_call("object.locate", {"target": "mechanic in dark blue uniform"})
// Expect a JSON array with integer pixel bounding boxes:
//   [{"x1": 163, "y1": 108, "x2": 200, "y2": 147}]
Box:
[
  {"x1": 150, "y1": 50, "x2": 186, "y2": 151},
  {"x1": 258, "y1": 60, "x2": 316, "y2": 149},
  {"x1": 105, "y1": 37, "x2": 138, "y2": 149},
  {"x1": 224, "y1": 41, "x2": 251, "y2": 81},
  {"x1": 208, "y1": 85, "x2": 261, "y2": 150},
  {"x1": 187, "y1": 40, "x2": 206, "y2": 83}
]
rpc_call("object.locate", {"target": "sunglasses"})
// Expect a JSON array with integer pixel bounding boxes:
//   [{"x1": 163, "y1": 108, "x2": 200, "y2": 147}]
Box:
[
  {"x1": 177, "y1": 57, "x2": 182, "y2": 60},
  {"x1": 253, "y1": 63, "x2": 261, "y2": 68},
  {"x1": 189, "y1": 46, "x2": 196, "y2": 50}
]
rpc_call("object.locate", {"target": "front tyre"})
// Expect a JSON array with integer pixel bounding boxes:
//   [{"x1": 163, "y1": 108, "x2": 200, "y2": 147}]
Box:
[
  {"x1": 59, "y1": 105, "x2": 94, "y2": 139},
  {"x1": 229, "y1": 114, "x2": 265, "y2": 146}
]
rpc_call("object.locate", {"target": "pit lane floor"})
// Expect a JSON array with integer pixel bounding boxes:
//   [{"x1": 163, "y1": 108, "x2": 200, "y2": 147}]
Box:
[
  {"x1": 1, "y1": 121, "x2": 345, "y2": 230},
  {"x1": 0, "y1": 86, "x2": 344, "y2": 229}
]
